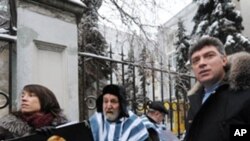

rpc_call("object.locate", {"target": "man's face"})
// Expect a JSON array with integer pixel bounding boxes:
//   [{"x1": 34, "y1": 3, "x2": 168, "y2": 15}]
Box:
[
  {"x1": 191, "y1": 46, "x2": 227, "y2": 88},
  {"x1": 103, "y1": 94, "x2": 120, "y2": 121},
  {"x1": 149, "y1": 111, "x2": 165, "y2": 124},
  {"x1": 155, "y1": 111, "x2": 165, "y2": 124}
]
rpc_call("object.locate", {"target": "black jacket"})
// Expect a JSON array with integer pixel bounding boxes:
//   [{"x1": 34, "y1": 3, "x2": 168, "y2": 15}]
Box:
[{"x1": 185, "y1": 52, "x2": 250, "y2": 141}]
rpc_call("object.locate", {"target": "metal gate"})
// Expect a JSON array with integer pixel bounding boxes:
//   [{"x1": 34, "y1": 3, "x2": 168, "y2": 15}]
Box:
[
  {"x1": 0, "y1": 39, "x2": 15, "y2": 115},
  {"x1": 0, "y1": 0, "x2": 16, "y2": 114},
  {"x1": 78, "y1": 50, "x2": 195, "y2": 138}
]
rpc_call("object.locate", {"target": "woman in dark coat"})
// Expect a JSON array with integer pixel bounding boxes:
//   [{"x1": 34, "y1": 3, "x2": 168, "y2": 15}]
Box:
[{"x1": 0, "y1": 84, "x2": 68, "y2": 140}]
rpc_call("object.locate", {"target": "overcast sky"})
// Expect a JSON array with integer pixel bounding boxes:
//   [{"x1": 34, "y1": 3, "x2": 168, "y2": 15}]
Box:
[{"x1": 98, "y1": 0, "x2": 192, "y2": 32}]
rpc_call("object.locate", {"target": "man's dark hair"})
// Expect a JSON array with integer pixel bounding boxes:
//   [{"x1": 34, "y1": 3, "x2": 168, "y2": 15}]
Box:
[{"x1": 189, "y1": 36, "x2": 226, "y2": 60}]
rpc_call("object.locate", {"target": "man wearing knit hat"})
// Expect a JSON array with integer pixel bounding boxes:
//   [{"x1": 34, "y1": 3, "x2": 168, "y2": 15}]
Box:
[
  {"x1": 89, "y1": 84, "x2": 149, "y2": 141},
  {"x1": 141, "y1": 101, "x2": 179, "y2": 141}
]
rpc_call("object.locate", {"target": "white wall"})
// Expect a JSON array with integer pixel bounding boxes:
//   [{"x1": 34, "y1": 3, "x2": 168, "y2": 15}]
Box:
[
  {"x1": 235, "y1": 0, "x2": 250, "y2": 38},
  {"x1": 99, "y1": 24, "x2": 166, "y2": 101},
  {"x1": 159, "y1": 0, "x2": 250, "y2": 60},
  {"x1": 157, "y1": 2, "x2": 198, "y2": 63},
  {"x1": 16, "y1": 2, "x2": 79, "y2": 121}
]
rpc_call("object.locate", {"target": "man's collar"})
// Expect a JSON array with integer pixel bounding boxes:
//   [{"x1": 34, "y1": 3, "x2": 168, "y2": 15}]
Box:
[
  {"x1": 146, "y1": 115, "x2": 157, "y2": 124},
  {"x1": 204, "y1": 82, "x2": 220, "y2": 93}
]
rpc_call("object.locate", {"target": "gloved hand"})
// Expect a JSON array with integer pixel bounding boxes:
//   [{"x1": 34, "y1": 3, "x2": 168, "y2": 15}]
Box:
[
  {"x1": 0, "y1": 127, "x2": 14, "y2": 140},
  {"x1": 35, "y1": 126, "x2": 56, "y2": 136},
  {"x1": 82, "y1": 120, "x2": 90, "y2": 128}
]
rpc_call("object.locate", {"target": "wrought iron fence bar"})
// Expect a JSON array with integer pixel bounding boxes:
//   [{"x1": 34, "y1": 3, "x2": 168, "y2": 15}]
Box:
[
  {"x1": 109, "y1": 44, "x2": 113, "y2": 84},
  {"x1": 78, "y1": 52, "x2": 195, "y2": 78},
  {"x1": 152, "y1": 68, "x2": 155, "y2": 101},
  {"x1": 132, "y1": 62, "x2": 137, "y2": 114},
  {"x1": 168, "y1": 63, "x2": 173, "y2": 131},
  {"x1": 9, "y1": 42, "x2": 13, "y2": 112},
  {"x1": 0, "y1": 34, "x2": 16, "y2": 42}
]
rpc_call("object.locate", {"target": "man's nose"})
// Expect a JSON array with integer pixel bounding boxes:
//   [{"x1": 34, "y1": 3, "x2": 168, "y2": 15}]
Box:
[
  {"x1": 198, "y1": 58, "x2": 207, "y2": 68},
  {"x1": 107, "y1": 102, "x2": 112, "y2": 108}
]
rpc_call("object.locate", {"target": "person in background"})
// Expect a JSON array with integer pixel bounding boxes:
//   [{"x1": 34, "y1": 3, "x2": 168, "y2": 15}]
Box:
[
  {"x1": 89, "y1": 84, "x2": 149, "y2": 141},
  {"x1": 141, "y1": 101, "x2": 179, "y2": 141},
  {"x1": 184, "y1": 36, "x2": 250, "y2": 141},
  {"x1": 0, "y1": 84, "x2": 68, "y2": 140}
]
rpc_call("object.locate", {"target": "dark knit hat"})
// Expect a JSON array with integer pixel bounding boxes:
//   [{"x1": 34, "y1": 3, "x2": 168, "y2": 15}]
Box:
[
  {"x1": 96, "y1": 84, "x2": 129, "y2": 117},
  {"x1": 149, "y1": 101, "x2": 168, "y2": 114}
]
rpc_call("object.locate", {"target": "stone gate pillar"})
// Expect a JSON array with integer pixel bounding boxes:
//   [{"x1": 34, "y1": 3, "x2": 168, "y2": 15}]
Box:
[{"x1": 15, "y1": 0, "x2": 85, "y2": 121}]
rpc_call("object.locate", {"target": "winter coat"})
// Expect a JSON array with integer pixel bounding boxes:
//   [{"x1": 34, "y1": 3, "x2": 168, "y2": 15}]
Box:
[
  {"x1": 184, "y1": 52, "x2": 250, "y2": 141},
  {"x1": 0, "y1": 113, "x2": 68, "y2": 140}
]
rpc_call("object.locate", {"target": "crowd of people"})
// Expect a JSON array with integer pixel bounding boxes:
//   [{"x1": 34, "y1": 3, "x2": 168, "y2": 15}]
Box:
[
  {"x1": 1, "y1": 36, "x2": 250, "y2": 141},
  {"x1": 0, "y1": 84, "x2": 177, "y2": 141}
]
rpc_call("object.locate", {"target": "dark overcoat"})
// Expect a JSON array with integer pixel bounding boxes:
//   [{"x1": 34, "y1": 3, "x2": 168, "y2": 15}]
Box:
[{"x1": 185, "y1": 52, "x2": 250, "y2": 141}]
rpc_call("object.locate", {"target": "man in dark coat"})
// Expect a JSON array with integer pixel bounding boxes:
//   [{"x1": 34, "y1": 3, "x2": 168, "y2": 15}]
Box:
[
  {"x1": 141, "y1": 101, "x2": 168, "y2": 141},
  {"x1": 141, "y1": 101, "x2": 179, "y2": 141},
  {"x1": 184, "y1": 36, "x2": 250, "y2": 141}
]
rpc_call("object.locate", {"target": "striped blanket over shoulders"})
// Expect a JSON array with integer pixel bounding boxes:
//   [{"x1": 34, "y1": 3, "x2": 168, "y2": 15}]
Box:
[
  {"x1": 141, "y1": 115, "x2": 171, "y2": 141},
  {"x1": 89, "y1": 111, "x2": 148, "y2": 141},
  {"x1": 141, "y1": 115, "x2": 159, "y2": 132}
]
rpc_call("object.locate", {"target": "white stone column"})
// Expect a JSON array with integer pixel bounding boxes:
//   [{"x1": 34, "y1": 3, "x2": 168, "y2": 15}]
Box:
[{"x1": 16, "y1": 0, "x2": 85, "y2": 121}]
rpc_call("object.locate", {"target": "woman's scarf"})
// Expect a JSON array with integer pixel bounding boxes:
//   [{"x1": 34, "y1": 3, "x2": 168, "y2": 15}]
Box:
[{"x1": 21, "y1": 112, "x2": 54, "y2": 128}]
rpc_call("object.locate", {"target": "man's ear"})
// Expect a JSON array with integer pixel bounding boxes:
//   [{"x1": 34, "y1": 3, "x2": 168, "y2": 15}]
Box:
[{"x1": 222, "y1": 55, "x2": 228, "y2": 67}]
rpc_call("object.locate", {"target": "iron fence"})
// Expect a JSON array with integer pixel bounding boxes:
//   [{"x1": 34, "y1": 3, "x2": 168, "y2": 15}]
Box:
[{"x1": 78, "y1": 49, "x2": 195, "y2": 138}]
